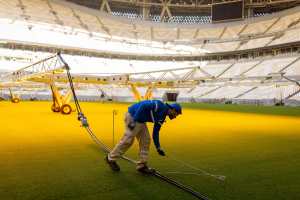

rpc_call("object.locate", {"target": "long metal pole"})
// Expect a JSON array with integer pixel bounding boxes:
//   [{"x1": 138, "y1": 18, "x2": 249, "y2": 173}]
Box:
[
  {"x1": 112, "y1": 110, "x2": 115, "y2": 146},
  {"x1": 153, "y1": 171, "x2": 211, "y2": 200}
]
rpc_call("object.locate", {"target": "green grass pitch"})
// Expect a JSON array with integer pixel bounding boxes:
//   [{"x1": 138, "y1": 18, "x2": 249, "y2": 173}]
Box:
[{"x1": 0, "y1": 101, "x2": 300, "y2": 200}]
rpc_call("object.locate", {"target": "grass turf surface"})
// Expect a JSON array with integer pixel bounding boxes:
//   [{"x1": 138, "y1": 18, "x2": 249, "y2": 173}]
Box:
[
  {"x1": 181, "y1": 103, "x2": 300, "y2": 117},
  {"x1": 0, "y1": 101, "x2": 300, "y2": 200}
]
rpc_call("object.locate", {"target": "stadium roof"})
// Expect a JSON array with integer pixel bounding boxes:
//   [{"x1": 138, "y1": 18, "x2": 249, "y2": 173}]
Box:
[
  {"x1": 1, "y1": 0, "x2": 300, "y2": 59},
  {"x1": 65, "y1": 0, "x2": 300, "y2": 23}
]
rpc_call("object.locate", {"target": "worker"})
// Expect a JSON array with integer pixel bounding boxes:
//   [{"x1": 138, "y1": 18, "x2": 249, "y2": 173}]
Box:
[{"x1": 105, "y1": 100, "x2": 182, "y2": 174}]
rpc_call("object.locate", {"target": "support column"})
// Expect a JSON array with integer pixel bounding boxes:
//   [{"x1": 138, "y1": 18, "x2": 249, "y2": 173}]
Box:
[{"x1": 142, "y1": 0, "x2": 151, "y2": 20}]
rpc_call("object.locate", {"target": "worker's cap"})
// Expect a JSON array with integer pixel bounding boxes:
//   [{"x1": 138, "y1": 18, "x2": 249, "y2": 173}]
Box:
[{"x1": 166, "y1": 103, "x2": 182, "y2": 114}]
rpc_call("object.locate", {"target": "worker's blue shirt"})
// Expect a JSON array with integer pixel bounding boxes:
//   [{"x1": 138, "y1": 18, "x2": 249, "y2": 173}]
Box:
[{"x1": 128, "y1": 100, "x2": 169, "y2": 149}]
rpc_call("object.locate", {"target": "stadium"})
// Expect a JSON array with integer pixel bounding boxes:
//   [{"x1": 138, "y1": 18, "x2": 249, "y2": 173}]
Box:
[{"x1": 0, "y1": 0, "x2": 300, "y2": 200}]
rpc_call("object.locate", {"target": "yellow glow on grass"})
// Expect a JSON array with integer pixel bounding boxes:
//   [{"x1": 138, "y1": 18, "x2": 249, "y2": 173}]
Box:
[{"x1": 1, "y1": 101, "x2": 299, "y2": 151}]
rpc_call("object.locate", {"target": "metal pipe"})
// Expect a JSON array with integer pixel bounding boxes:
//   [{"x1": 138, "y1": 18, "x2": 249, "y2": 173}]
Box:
[{"x1": 153, "y1": 171, "x2": 211, "y2": 200}]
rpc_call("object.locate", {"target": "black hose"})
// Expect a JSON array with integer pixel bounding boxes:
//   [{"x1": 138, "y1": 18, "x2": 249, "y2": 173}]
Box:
[{"x1": 153, "y1": 171, "x2": 211, "y2": 200}]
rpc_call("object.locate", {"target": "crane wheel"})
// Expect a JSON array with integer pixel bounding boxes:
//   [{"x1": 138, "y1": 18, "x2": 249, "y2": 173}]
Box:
[
  {"x1": 61, "y1": 104, "x2": 72, "y2": 115},
  {"x1": 11, "y1": 97, "x2": 20, "y2": 103},
  {"x1": 51, "y1": 104, "x2": 60, "y2": 112}
]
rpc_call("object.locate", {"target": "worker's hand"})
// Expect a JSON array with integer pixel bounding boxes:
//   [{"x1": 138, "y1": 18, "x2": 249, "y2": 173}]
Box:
[
  {"x1": 127, "y1": 121, "x2": 136, "y2": 131},
  {"x1": 157, "y1": 148, "x2": 166, "y2": 156}
]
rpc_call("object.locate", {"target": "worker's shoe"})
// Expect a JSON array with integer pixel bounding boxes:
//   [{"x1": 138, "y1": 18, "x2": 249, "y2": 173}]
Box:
[
  {"x1": 137, "y1": 164, "x2": 156, "y2": 175},
  {"x1": 105, "y1": 155, "x2": 120, "y2": 172}
]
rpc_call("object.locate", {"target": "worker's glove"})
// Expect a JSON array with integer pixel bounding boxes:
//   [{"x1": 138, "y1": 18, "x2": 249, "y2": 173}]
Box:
[
  {"x1": 127, "y1": 121, "x2": 136, "y2": 131},
  {"x1": 157, "y1": 148, "x2": 166, "y2": 156}
]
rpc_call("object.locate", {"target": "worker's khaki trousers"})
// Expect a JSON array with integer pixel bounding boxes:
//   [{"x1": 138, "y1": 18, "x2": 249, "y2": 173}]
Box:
[{"x1": 108, "y1": 112, "x2": 150, "y2": 167}]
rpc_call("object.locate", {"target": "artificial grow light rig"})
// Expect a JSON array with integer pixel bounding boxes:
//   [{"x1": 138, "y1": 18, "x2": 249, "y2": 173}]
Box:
[{"x1": 3, "y1": 53, "x2": 75, "y2": 114}]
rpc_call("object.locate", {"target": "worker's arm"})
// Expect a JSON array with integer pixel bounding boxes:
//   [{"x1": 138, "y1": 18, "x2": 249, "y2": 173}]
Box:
[{"x1": 153, "y1": 123, "x2": 166, "y2": 156}]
